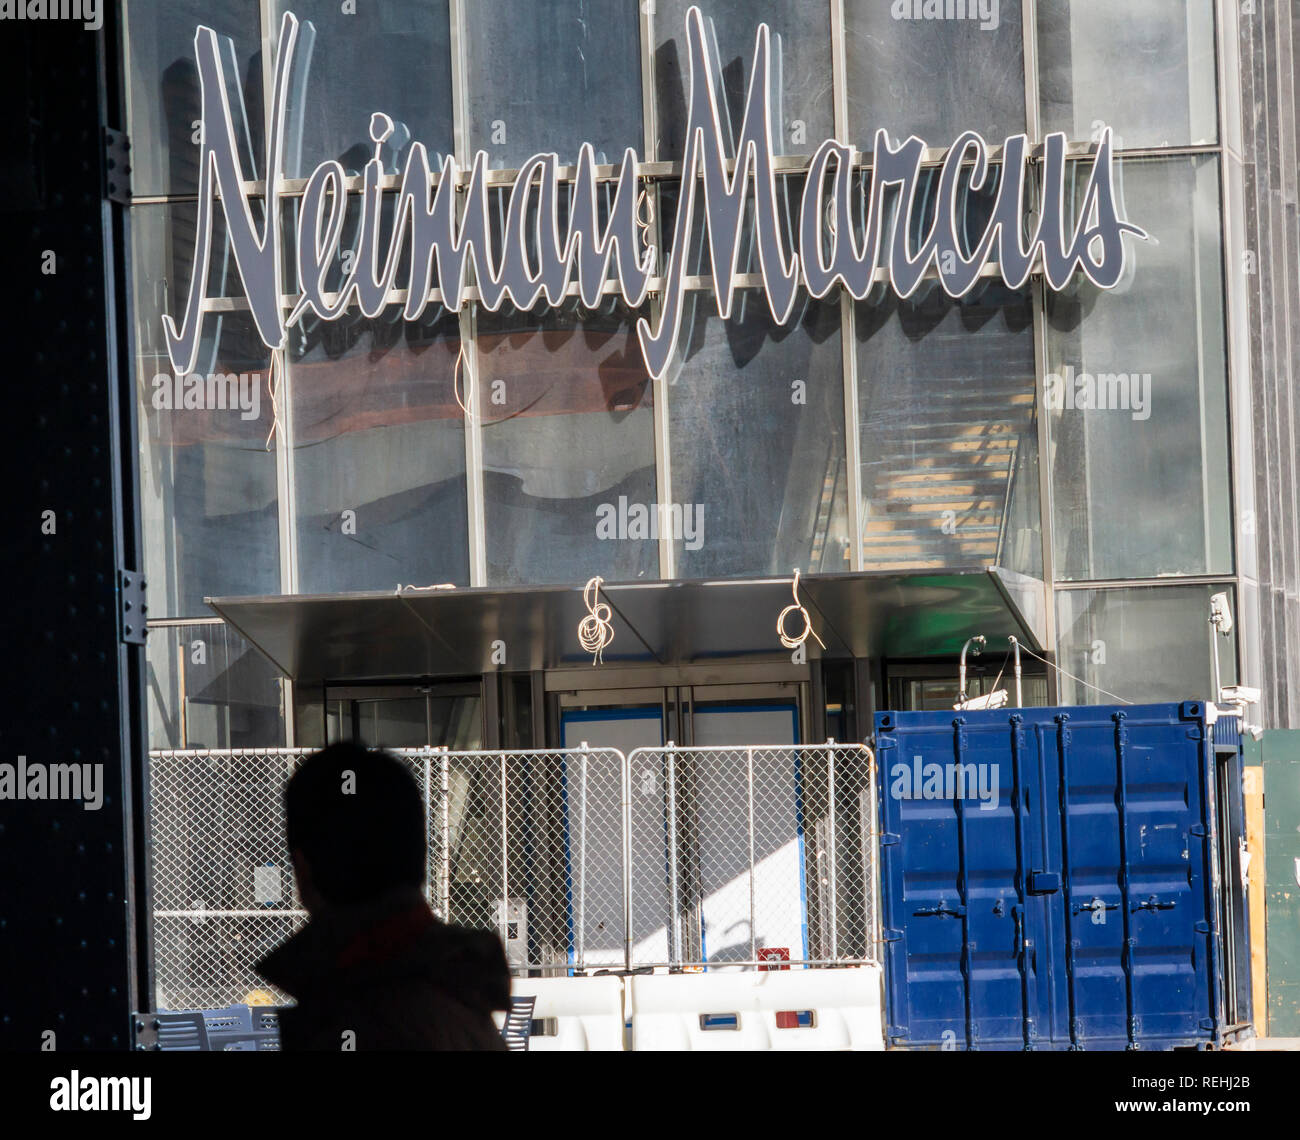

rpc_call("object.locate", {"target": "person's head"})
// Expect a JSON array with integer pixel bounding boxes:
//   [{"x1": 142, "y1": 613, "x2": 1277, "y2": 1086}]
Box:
[{"x1": 284, "y1": 743, "x2": 426, "y2": 911}]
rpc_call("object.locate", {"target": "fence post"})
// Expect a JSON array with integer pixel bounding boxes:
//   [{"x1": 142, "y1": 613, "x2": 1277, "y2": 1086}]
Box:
[
  {"x1": 577, "y1": 743, "x2": 589, "y2": 972},
  {"x1": 423, "y1": 751, "x2": 432, "y2": 912},
  {"x1": 622, "y1": 749, "x2": 634, "y2": 973},
  {"x1": 499, "y1": 751, "x2": 510, "y2": 957},
  {"x1": 827, "y1": 742, "x2": 839, "y2": 962},
  {"x1": 747, "y1": 747, "x2": 757, "y2": 966},
  {"x1": 666, "y1": 742, "x2": 681, "y2": 967},
  {"x1": 440, "y1": 749, "x2": 451, "y2": 923}
]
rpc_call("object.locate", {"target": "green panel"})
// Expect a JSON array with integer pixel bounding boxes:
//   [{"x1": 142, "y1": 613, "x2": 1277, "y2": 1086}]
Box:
[{"x1": 1264, "y1": 731, "x2": 1300, "y2": 1037}]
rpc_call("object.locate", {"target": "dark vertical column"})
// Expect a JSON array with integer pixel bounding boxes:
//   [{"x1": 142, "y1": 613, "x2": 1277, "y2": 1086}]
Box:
[
  {"x1": 0, "y1": 6, "x2": 148, "y2": 1049},
  {"x1": 1238, "y1": 4, "x2": 1300, "y2": 729}
]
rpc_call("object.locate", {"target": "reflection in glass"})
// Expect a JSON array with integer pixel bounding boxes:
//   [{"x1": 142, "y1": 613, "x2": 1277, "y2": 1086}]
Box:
[
  {"x1": 1056, "y1": 585, "x2": 1237, "y2": 706},
  {"x1": 465, "y1": 0, "x2": 643, "y2": 168},
  {"x1": 1046, "y1": 157, "x2": 1231, "y2": 581},
  {"x1": 477, "y1": 302, "x2": 658, "y2": 586},
  {"x1": 133, "y1": 206, "x2": 281, "y2": 618},
  {"x1": 653, "y1": 0, "x2": 833, "y2": 161},
  {"x1": 1038, "y1": 0, "x2": 1218, "y2": 148},
  {"x1": 273, "y1": 0, "x2": 454, "y2": 178},
  {"x1": 146, "y1": 623, "x2": 286, "y2": 750},
  {"x1": 290, "y1": 305, "x2": 469, "y2": 593},
  {"x1": 668, "y1": 291, "x2": 847, "y2": 578},
  {"x1": 844, "y1": 0, "x2": 1025, "y2": 145},
  {"x1": 856, "y1": 287, "x2": 1039, "y2": 575},
  {"x1": 124, "y1": 0, "x2": 263, "y2": 197}
]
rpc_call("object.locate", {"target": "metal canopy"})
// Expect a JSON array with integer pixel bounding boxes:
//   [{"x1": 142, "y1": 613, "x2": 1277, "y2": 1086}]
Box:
[{"x1": 206, "y1": 567, "x2": 1047, "y2": 684}]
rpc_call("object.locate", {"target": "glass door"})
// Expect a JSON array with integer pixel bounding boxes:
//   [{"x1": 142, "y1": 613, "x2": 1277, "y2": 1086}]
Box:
[{"x1": 325, "y1": 683, "x2": 483, "y2": 749}]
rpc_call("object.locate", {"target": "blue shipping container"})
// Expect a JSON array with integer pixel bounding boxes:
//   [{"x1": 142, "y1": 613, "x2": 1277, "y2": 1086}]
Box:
[{"x1": 874, "y1": 701, "x2": 1252, "y2": 1050}]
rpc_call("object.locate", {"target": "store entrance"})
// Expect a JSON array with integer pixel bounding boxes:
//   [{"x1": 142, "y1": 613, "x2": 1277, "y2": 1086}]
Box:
[
  {"x1": 325, "y1": 683, "x2": 484, "y2": 749},
  {"x1": 557, "y1": 683, "x2": 802, "y2": 751}
]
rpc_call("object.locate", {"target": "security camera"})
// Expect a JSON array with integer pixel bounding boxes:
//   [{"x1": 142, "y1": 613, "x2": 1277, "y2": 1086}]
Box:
[{"x1": 1209, "y1": 592, "x2": 1234, "y2": 636}]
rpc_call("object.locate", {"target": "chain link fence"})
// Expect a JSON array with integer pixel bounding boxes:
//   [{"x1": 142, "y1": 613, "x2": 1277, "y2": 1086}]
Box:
[
  {"x1": 148, "y1": 743, "x2": 876, "y2": 1009},
  {"x1": 626, "y1": 744, "x2": 877, "y2": 970}
]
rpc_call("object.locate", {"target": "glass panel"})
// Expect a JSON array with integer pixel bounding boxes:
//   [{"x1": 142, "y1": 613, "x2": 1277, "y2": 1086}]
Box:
[
  {"x1": 1046, "y1": 156, "x2": 1231, "y2": 581},
  {"x1": 844, "y1": 0, "x2": 1025, "y2": 145},
  {"x1": 1037, "y1": 0, "x2": 1218, "y2": 148},
  {"x1": 124, "y1": 0, "x2": 263, "y2": 197},
  {"x1": 273, "y1": 0, "x2": 454, "y2": 177},
  {"x1": 653, "y1": 0, "x2": 833, "y2": 161},
  {"x1": 464, "y1": 0, "x2": 643, "y2": 168},
  {"x1": 857, "y1": 287, "x2": 1039, "y2": 575},
  {"x1": 668, "y1": 291, "x2": 848, "y2": 578},
  {"x1": 145, "y1": 624, "x2": 286, "y2": 750},
  {"x1": 477, "y1": 302, "x2": 658, "y2": 586},
  {"x1": 290, "y1": 305, "x2": 470, "y2": 593},
  {"x1": 1055, "y1": 585, "x2": 1237, "y2": 706},
  {"x1": 133, "y1": 204, "x2": 281, "y2": 618}
]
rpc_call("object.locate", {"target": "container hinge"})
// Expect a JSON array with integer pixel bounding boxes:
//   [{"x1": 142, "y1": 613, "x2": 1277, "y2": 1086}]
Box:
[
  {"x1": 879, "y1": 832, "x2": 901, "y2": 847},
  {"x1": 118, "y1": 568, "x2": 147, "y2": 645},
  {"x1": 1194, "y1": 920, "x2": 1211, "y2": 934},
  {"x1": 875, "y1": 735, "x2": 897, "y2": 751},
  {"x1": 1199, "y1": 1017, "x2": 1216, "y2": 1031},
  {"x1": 1189, "y1": 824, "x2": 1208, "y2": 838},
  {"x1": 104, "y1": 128, "x2": 132, "y2": 205},
  {"x1": 882, "y1": 928, "x2": 905, "y2": 943}
]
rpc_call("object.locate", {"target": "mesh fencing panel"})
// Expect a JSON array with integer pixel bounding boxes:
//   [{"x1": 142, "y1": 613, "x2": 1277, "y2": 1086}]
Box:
[
  {"x1": 626, "y1": 744, "x2": 877, "y2": 970},
  {"x1": 147, "y1": 746, "x2": 627, "y2": 1009},
  {"x1": 149, "y1": 743, "x2": 875, "y2": 1008}
]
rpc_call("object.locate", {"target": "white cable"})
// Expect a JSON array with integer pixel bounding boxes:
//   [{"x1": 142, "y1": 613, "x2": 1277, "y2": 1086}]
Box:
[
  {"x1": 396, "y1": 583, "x2": 457, "y2": 594},
  {"x1": 578, "y1": 576, "x2": 615, "y2": 665},
  {"x1": 1014, "y1": 641, "x2": 1134, "y2": 706},
  {"x1": 777, "y1": 569, "x2": 827, "y2": 652}
]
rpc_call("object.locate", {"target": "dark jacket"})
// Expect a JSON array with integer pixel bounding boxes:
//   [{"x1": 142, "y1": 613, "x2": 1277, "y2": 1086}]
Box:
[{"x1": 257, "y1": 888, "x2": 511, "y2": 1051}]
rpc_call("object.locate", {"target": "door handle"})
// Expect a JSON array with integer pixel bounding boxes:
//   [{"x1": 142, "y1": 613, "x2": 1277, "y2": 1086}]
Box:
[
  {"x1": 1131, "y1": 895, "x2": 1177, "y2": 913},
  {"x1": 914, "y1": 901, "x2": 966, "y2": 918},
  {"x1": 1072, "y1": 897, "x2": 1119, "y2": 916}
]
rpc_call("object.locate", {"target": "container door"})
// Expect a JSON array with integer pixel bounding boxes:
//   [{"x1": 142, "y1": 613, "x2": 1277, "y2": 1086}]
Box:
[
  {"x1": 876, "y1": 714, "x2": 1047, "y2": 1048},
  {"x1": 1040, "y1": 710, "x2": 1216, "y2": 1049}
]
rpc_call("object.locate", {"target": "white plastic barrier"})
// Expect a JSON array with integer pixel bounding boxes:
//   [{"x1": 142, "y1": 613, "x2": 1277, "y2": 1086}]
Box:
[
  {"x1": 626, "y1": 966, "x2": 885, "y2": 1051},
  {"x1": 505, "y1": 976, "x2": 627, "y2": 1052}
]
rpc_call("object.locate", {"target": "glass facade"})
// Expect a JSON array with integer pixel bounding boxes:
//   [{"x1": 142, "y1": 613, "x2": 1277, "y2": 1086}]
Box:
[{"x1": 123, "y1": 1, "x2": 1249, "y2": 722}]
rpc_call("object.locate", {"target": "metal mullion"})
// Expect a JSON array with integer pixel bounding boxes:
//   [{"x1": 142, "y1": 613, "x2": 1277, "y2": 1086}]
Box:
[
  {"x1": 830, "y1": 0, "x2": 849, "y2": 143},
  {"x1": 831, "y1": 0, "x2": 862, "y2": 575},
  {"x1": 448, "y1": 0, "x2": 486, "y2": 587},
  {"x1": 640, "y1": 0, "x2": 657, "y2": 162},
  {"x1": 840, "y1": 291, "x2": 863, "y2": 573},
  {"x1": 461, "y1": 306, "x2": 488, "y2": 587},
  {"x1": 1023, "y1": 0, "x2": 1059, "y2": 702},
  {"x1": 1022, "y1": 0, "x2": 1040, "y2": 143},
  {"x1": 1054, "y1": 574, "x2": 1238, "y2": 593}
]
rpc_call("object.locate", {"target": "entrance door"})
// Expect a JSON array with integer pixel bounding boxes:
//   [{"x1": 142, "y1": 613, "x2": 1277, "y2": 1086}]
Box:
[{"x1": 325, "y1": 684, "x2": 483, "y2": 749}]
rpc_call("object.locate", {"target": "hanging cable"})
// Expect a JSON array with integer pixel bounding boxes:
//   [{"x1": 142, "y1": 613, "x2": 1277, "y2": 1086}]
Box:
[
  {"x1": 777, "y1": 568, "x2": 827, "y2": 652},
  {"x1": 1014, "y1": 641, "x2": 1135, "y2": 706},
  {"x1": 578, "y1": 576, "x2": 615, "y2": 665},
  {"x1": 264, "y1": 349, "x2": 285, "y2": 451},
  {"x1": 451, "y1": 344, "x2": 475, "y2": 423}
]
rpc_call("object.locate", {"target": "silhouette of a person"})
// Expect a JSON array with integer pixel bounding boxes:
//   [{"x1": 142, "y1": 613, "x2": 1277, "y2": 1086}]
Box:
[{"x1": 257, "y1": 743, "x2": 510, "y2": 1050}]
